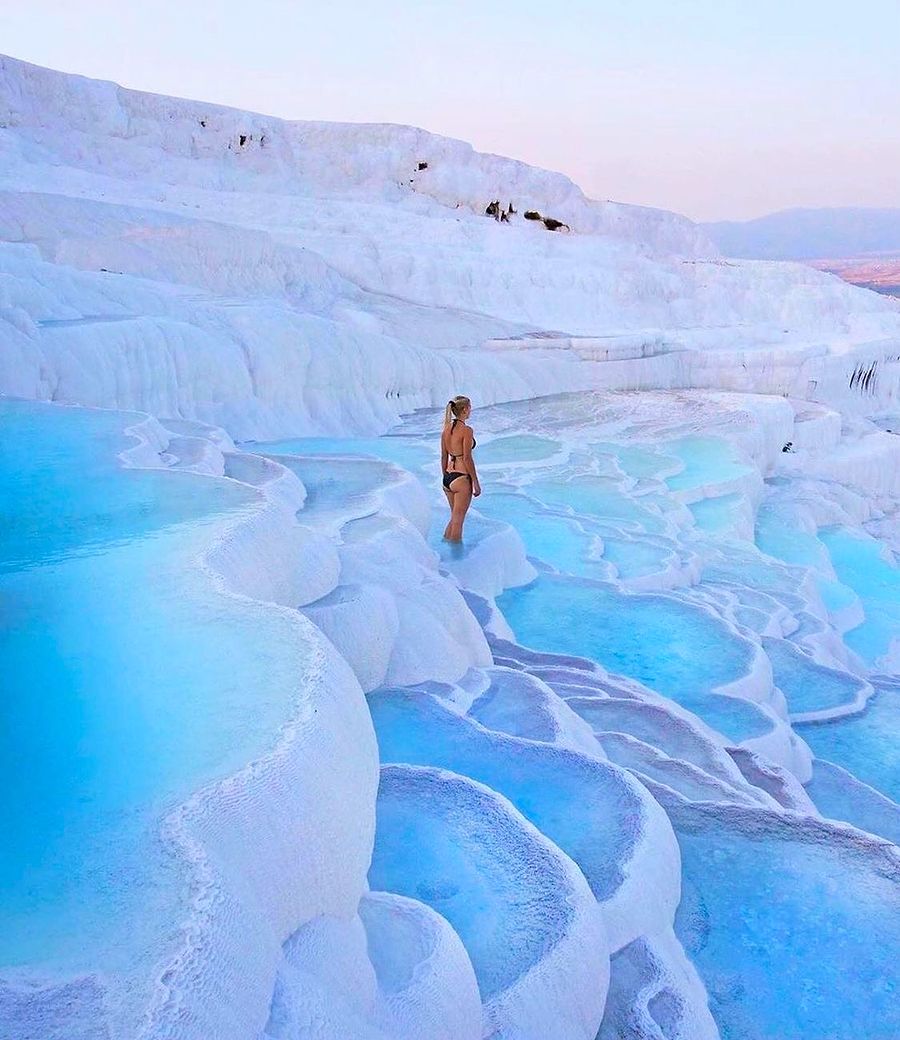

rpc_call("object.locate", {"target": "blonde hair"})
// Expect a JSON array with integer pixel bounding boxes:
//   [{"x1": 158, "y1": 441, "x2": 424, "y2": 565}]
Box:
[{"x1": 444, "y1": 395, "x2": 471, "y2": 426}]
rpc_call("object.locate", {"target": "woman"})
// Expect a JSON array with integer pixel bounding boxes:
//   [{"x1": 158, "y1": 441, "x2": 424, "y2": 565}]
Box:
[{"x1": 441, "y1": 395, "x2": 480, "y2": 542}]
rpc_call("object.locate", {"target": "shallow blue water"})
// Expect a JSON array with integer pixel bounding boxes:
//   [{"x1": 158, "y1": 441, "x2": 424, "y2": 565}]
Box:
[
  {"x1": 702, "y1": 550, "x2": 801, "y2": 597},
  {"x1": 497, "y1": 575, "x2": 761, "y2": 740},
  {"x1": 796, "y1": 686, "x2": 899, "y2": 803},
  {"x1": 818, "y1": 577, "x2": 860, "y2": 614},
  {"x1": 755, "y1": 506, "x2": 828, "y2": 570},
  {"x1": 689, "y1": 493, "x2": 747, "y2": 535},
  {"x1": 601, "y1": 536, "x2": 672, "y2": 579},
  {"x1": 427, "y1": 513, "x2": 497, "y2": 561},
  {"x1": 573, "y1": 677, "x2": 772, "y2": 743},
  {"x1": 590, "y1": 441, "x2": 678, "y2": 481},
  {"x1": 673, "y1": 805, "x2": 900, "y2": 1040},
  {"x1": 755, "y1": 509, "x2": 859, "y2": 619},
  {"x1": 664, "y1": 436, "x2": 753, "y2": 494},
  {"x1": 693, "y1": 694, "x2": 774, "y2": 741},
  {"x1": 526, "y1": 477, "x2": 667, "y2": 533},
  {"x1": 820, "y1": 527, "x2": 900, "y2": 665},
  {"x1": 806, "y1": 760, "x2": 900, "y2": 846},
  {"x1": 764, "y1": 637, "x2": 867, "y2": 717},
  {"x1": 475, "y1": 434, "x2": 561, "y2": 464},
  {"x1": 474, "y1": 491, "x2": 605, "y2": 576},
  {"x1": 1, "y1": 402, "x2": 303, "y2": 976},
  {"x1": 252, "y1": 435, "x2": 431, "y2": 473},
  {"x1": 369, "y1": 688, "x2": 639, "y2": 902},
  {"x1": 369, "y1": 764, "x2": 571, "y2": 999},
  {"x1": 270, "y1": 454, "x2": 396, "y2": 524}
]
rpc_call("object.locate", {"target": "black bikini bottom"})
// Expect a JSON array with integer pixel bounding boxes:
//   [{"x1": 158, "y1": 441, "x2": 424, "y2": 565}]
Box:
[{"x1": 442, "y1": 471, "x2": 470, "y2": 490}]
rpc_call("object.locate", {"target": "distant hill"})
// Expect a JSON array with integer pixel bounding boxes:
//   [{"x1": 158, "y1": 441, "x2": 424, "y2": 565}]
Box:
[
  {"x1": 809, "y1": 257, "x2": 900, "y2": 298},
  {"x1": 704, "y1": 207, "x2": 900, "y2": 260}
]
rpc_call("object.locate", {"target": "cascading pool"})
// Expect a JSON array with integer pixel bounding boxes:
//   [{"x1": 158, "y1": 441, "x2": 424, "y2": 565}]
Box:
[
  {"x1": 796, "y1": 683, "x2": 899, "y2": 803},
  {"x1": 763, "y1": 636, "x2": 868, "y2": 718},
  {"x1": 0, "y1": 402, "x2": 310, "y2": 1004},
  {"x1": 672, "y1": 803, "x2": 900, "y2": 1040},
  {"x1": 820, "y1": 526, "x2": 900, "y2": 666},
  {"x1": 496, "y1": 575, "x2": 764, "y2": 742},
  {"x1": 250, "y1": 434, "x2": 432, "y2": 473},
  {"x1": 474, "y1": 490, "x2": 607, "y2": 577},
  {"x1": 240, "y1": 413, "x2": 899, "y2": 1040}
]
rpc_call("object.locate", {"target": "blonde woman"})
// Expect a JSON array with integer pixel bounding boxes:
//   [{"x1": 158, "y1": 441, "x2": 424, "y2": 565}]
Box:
[{"x1": 441, "y1": 395, "x2": 481, "y2": 542}]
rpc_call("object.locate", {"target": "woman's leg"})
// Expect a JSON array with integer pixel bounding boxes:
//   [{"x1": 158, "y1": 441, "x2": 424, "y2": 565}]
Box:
[
  {"x1": 442, "y1": 486, "x2": 454, "y2": 539},
  {"x1": 446, "y1": 480, "x2": 473, "y2": 542}
]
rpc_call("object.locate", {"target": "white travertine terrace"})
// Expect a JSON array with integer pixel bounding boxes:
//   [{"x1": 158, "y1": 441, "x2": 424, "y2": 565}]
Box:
[{"x1": 2, "y1": 54, "x2": 899, "y2": 1040}]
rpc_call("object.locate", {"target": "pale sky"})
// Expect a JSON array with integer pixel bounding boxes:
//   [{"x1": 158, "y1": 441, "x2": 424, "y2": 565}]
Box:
[{"x1": 3, "y1": 0, "x2": 899, "y2": 221}]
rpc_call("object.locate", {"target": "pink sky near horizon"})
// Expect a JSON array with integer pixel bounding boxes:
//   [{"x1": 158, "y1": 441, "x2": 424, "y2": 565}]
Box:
[{"x1": 3, "y1": 0, "x2": 899, "y2": 222}]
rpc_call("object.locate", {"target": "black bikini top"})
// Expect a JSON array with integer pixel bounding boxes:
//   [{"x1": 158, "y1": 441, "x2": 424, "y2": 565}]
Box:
[{"x1": 448, "y1": 418, "x2": 475, "y2": 461}]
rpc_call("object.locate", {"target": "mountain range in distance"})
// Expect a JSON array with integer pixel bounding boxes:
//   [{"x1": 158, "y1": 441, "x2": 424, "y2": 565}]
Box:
[{"x1": 703, "y1": 207, "x2": 900, "y2": 297}]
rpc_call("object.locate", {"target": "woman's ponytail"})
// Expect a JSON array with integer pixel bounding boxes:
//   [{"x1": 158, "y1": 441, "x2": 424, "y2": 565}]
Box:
[{"x1": 445, "y1": 395, "x2": 471, "y2": 426}]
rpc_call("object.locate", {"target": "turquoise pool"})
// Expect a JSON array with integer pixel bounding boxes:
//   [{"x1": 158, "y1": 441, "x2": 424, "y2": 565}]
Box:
[
  {"x1": 0, "y1": 402, "x2": 307, "y2": 984},
  {"x1": 673, "y1": 804, "x2": 900, "y2": 1040},
  {"x1": 664, "y1": 436, "x2": 754, "y2": 494},
  {"x1": 820, "y1": 526, "x2": 900, "y2": 666},
  {"x1": 796, "y1": 684, "x2": 899, "y2": 803},
  {"x1": 497, "y1": 575, "x2": 756, "y2": 727},
  {"x1": 251, "y1": 435, "x2": 431, "y2": 474}
]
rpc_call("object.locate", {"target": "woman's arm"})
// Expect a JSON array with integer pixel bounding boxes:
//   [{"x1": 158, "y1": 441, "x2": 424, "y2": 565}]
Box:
[
  {"x1": 463, "y1": 428, "x2": 481, "y2": 496},
  {"x1": 440, "y1": 430, "x2": 449, "y2": 475}
]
